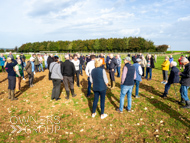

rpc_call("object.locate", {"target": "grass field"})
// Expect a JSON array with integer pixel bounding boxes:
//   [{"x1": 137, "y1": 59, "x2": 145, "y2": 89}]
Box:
[{"x1": 0, "y1": 53, "x2": 190, "y2": 142}]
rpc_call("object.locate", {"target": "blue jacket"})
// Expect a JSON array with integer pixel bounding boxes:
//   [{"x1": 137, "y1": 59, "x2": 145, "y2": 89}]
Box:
[
  {"x1": 106, "y1": 56, "x2": 110, "y2": 63},
  {"x1": 5, "y1": 59, "x2": 18, "y2": 77},
  {"x1": 91, "y1": 67, "x2": 107, "y2": 91},
  {"x1": 133, "y1": 63, "x2": 142, "y2": 82},
  {"x1": 169, "y1": 58, "x2": 173, "y2": 63},
  {"x1": 168, "y1": 66, "x2": 179, "y2": 84},
  {"x1": 0, "y1": 56, "x2": 6, "y2": 66}
]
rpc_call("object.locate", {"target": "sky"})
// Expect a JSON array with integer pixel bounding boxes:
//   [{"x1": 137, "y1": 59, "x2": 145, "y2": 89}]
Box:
[{"x1": 0, "y1": 0, "x2": 190, "y2": 51}]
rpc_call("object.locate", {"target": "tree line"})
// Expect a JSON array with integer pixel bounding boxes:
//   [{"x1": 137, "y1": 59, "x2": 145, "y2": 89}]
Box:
[{"x1": 17, "y1": 37, "x2": 168, "y2": 53}]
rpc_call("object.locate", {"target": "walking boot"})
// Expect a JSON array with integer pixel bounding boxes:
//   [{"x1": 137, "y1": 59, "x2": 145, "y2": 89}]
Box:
[
  {"x1": 161, "y1": 92, "x2": 167, "y2": 98},
  {"x1": 112, "y1": 81, "x2": 116, "y2": 89},
  {"x1": 8, "y1": 89, "x2": 11, "y2": 99},
  {"x1": 11, "y1": 90, "x2": 18, "y2": 101},
  {"x1": 111, "y1": 81, "x2": 113, "y2": 88},
  {"x1": 71, "y1": 89, "x2": 76, "y2": 97},
  {"x1": 178, "y1": 97, "x2": 185, "y2": 105},
  {"x1": 65, "y1": 91, "x2": 70, "y2": 100},
  {"x1": 181, "y1": 101, "x2": 190, "y2": 109}
]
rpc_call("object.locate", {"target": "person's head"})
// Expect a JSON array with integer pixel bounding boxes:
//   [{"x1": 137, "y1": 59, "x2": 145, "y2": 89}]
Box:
[
  {"x1": 1, "y1": 53, "x2": 3, "y2": 57},
  {"x1": 165, "y1": 56, "x2": 169, "y2": 61},
  {"x1": 139, "y1": 53, "x2": 142, "y2": 56},
  {"x1": 33, "y1": 54, "x2": 36, "y2": 57},
  {"x1": 181, "y1": 57, "x2": 189, "y2": 65},
  {"x1": 77, "y1": 54, "x2": 80, "y2": 58},
  {"x1": 73, "y1": 54, "x2": 78, "y2": 61},
  {"x1": 17, "y1": 59, "x2": 21, "y2": 65},
  {"x1": 148, "y1": 54, "x2": 151, "y2": 59},
  {"x1": 70, "y1": 56, "x2": 73, "y2": 60},
  {"x1": 9, "y1": 51, "x2": 12, "y2": 55},
  {"x1": 45, "y1": 53, "x2": 47, "y2": 55},
  {"x1": 95, "y1": 58, "x2": 103, "y2": 68},
  {"x1": 16, "y1": 55, "x2": 20, "y2": 59},
  {"x1": 109, "y1": 53, "x2": 113, "y2": 59},
  {"x1": 54, "y1": 56, "x2": 59, "y2": 62},
  {"x1": 90, "y1": 55, "x2": 96, "y2": 60},
  {"x1": 123, "y1": 57, "x2": 131, "y2": 64},
  {"x1": 181, "y1": 55, "x2": 184, "y2": 57},
  {"x1": 136, "y1": 58, "x2": 141, "y2": 64},
  {"x1": 170, "y1": 55, "x2": 173, "y2": 58},
  {"x1": 65, "y1": 54, "x2": 69, "y2": 60},
  {"x1": 170, "y1": 61, "x2": 177, "y2": 68},
  {"x1": 50, "y1": 54, "x2": 53, "y2": 57},
  {"x1": 21, "y1": 53, "x2": 23, "y2": 55},
  {"x1": 100, "y1": 53, "x2": 103, "y2": 57},
  {"x1": 7, "y1": 57, "x2": 12, "y2": 63}
]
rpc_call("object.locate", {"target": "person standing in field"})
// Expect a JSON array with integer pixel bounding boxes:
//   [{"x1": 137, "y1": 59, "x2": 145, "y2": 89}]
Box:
[
  {"x1": 145, "y1": 54, "x2": 155, "y2": 80},
  {"x1": 161, "y1": 56, "x2": 170, "y2": 84},
  {"x1": 161, "y1": 61, "x2": 179, "y2": 98},
  {"x1": 49, "y1": 56, "x2": 63, "y2": 101},
  {"x1": 7, "y1": 51, "x2": 14, "y2": 60},
  {"x1": 47, "y1": 54, "x2": 54, "y2": 80},
  {"x1": 0, "y1": 54, "x2": 6, "y2": 72},
  {"x1": 4, "y1": 57, "x2": 18, "y2": 100},
  {"x1": 15, "y1": 59, "x2": 23, "y2": 92},
  {"x1": 34, "y1": 54, "x2": 39, "y2": 72},
  {"x1": 116, "y1": 57, "x2": 136, "y2": 113},
  {"x1": 90, "y1": 58, "x2": 108, "y2": 119},
  {"x1": 38, "y1": 55, "x2": 44, "y2": 72},
  {"x1": 140, "y1": 56, "x2": 147, "y2": 78},
  {"x1": 133, "y1": 58, "x2": 143, "y2": 98},
  {"x1": 43, "y1": 53, "x2": 48, "y2": 69},
  {"x1": 108, "y1": 53, "x2": 118, "y2": 88},
  {"x1": 61, "y1": 54, "x2": 76, "y2": 100},
  {"x1": 154, "y1": 54, "x2": 157, "y2": 63},
  {"x1": 169, "y1": 55, "x2": 173, "y2": 70},
  {"x1": 106, "y1": 54, "x2": 110, "y2": 70},
  {"x1": 72, "y1": 54, "x2": 80, "y2": 87},
  {"x1": 78, "y1": 54, "x2": 84, "y2": 76},
  {"x1": 116, "y1": 54, "x2": 121, "y2": 77},
  {"x1": 178, "y1": 55, "x2": 184, "y2": 70},
  {"x1": 99, "y1": 53, "x2": 105, "y2": 68},
  {"x1": 85, "y1": 55, "x2": 96, "y2": 98},
  {"x1": 25, "y1": 57, "x2": 35, "y2": 87},
  {"x1": 178, "y1": 58, "x2": 190, "y2": 109},
  {"x1": 20, "y1": 53, "x2": 26, "y2": 80}
]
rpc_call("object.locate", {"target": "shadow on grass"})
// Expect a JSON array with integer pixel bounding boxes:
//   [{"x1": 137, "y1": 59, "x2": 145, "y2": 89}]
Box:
[
  {"x1": 16, "y1": 75, "x2": 46, "y2": 98},
  {"x1": 106, "y1": 88, "x2": 119, "y2": 109},
  {"x1": 140, "y1": 93, "x2": 190, "y2": 128},
  {"x1": 0, "y1": 77, "x2": 7, "y2": 83},
  {"x1": 80, "y1": 78, "x2": 101, "y2": 115}
]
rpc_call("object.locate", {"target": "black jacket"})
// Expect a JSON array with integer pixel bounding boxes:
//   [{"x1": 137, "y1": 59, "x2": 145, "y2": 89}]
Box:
[
  {"x1": 109, "y1": 57, "x2": 118, "y2": 70},
  {"x1": 47, "y1": 56, "x2": 54, "y2": 69},
  {"x1": 79, "y1": 57, "x2": 85, "y2": 65},
  {"x1": 146, "y1": 58, "x2": 155, "y2": 68},
  {"x1": 168, "y1": 66, "x2": 179, "y2": 84},
  {"x1": 61, "y1": 60, "x2": 75, "y2": 77},
  {"x1": 180, "y1": 63, "x2": 190, "y2": 86},
  {"x1": 188, "y1": 56, "x2": 190, "y2": 61}
]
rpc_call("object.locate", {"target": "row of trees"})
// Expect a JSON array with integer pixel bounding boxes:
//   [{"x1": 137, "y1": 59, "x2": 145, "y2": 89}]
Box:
[{"x1": 18, "y1": 37, "x2": 168, "y2": 52}]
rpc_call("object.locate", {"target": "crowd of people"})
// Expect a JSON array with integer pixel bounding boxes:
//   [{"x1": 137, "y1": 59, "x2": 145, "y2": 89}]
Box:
[{"x1": 1, "y1": 52, "x2": 190, "y2": 119}]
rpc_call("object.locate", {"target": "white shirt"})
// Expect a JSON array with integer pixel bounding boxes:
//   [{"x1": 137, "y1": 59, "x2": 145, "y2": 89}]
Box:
[
  {"x1": 71, "y1": 59, "x2": 80, "y2": 71},
  {"x1": 138, "y1": 65, "x2": 143, "y2": 76},
  {"x1": 44, "y1": 55, "x2": 48, "y2": 61},
  {"x1": 85, "y1": 60, "x2": 95, "y2": 77}
]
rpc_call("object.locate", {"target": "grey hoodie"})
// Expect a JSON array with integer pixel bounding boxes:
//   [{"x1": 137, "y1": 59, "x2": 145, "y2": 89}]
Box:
[{"x1": 49, "y1": 62, "x2": 63, "y2": 80}]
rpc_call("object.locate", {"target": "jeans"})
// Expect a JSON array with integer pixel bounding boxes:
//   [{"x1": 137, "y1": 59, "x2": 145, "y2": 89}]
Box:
[
  {"x1": 92, "y1": 89, "x2": 107, "y2": 115},
  {"x1": 52, "y1": 79, "x2": 62, "y2": 100},
  {"x1": 39, "y1": 63, "x2": 44, "y2": 72},
  {"x1": 75, "y1": 71, "x2": 80, "y2": 87},
  {"x1": 117, "y1": 66, "x2": 121, "y2": 77},
  {"x1": 180, "y1": 85, "x2": 189, "y2": 101},
  {"x1": 142, "y1": 67, "x2": 145, "y2": 77},
  {"x1": 45, "y1": 61, "x2": 48, "y2": 69},
  {"x1": 87, "y1": 77, "x2": 92, "y2": 96},
  {"x1": 119, "y1": 85, "x2": 133, "y2": 111},
  {"x1": 146, "y1": 67, "x2": 152, "y2": 79},
  {"x1": 79, "y1": 64, "x2": 83, "y2": 75},
  {"x1": 164, "y1": 83, "x2": 171, "y2": 93},
  {"x1": 133, "y1": 80, "x2": 140, "y2": 96},
  {"x1": 106, "y1": 63, "x2": 109, "y2": 70}
]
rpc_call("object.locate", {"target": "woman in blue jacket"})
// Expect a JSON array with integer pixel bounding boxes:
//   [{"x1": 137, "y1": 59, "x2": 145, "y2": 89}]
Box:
[
  {"x1": 0, "y1": 54, "x2": 6, "y2": 72},
  {"x1": 5, "y1": 57, "x2": 18, "y2": 100}
]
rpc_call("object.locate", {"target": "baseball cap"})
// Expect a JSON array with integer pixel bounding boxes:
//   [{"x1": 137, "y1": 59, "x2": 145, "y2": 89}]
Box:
[{"x1": 123, "y1": 57, "x2": 131, "y2": 61}]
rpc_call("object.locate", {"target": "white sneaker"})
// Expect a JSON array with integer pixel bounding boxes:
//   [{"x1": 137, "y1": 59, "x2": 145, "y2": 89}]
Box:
[
  {"x1": 23, "y1": 78, "x2": 26, "y2": 80},
  {"x1": 163, "y1": 82, "x2": 167, "y2": 85},
  {"x1": 161, "y1": 81, "x2": 165, "y2": 84},
  {"x1": 92, "y1": 113, "x2": 96, "y2": 118},
  {"x1": 101, "y1": 114, "x2": 108, "y2": 119}
]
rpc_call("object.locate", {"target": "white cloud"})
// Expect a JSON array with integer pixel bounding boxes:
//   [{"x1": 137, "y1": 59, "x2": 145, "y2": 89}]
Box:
[{"x1": 178, "y1": 16, "x2": 190, "y2": 22}]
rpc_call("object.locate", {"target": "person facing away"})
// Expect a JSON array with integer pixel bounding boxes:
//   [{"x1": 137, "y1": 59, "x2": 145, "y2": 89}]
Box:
[
  {"x1": 49, "y1": 56, "x2": 63, "y2": 101},
  {"x1": 140, "y1": 56, "x2": 147, "y2": 78},
  {"x1": 71, "y1": 54, "x2": 80, "y2": 87},
  {"x1": 44, "y1": 53, "x2": 48, "y2": 69},
  {"x1": 47, "y1": 54, "x2": 54, "y2": 80},
  {"x1": 161, "y1": 56, "x2": 170, "y2": 84},
  {"x1": 0, "y1": 54, "x2": 6, "y2": 72},
  {"x1": 178, "y1": 55, "x2": 184, "y2": 70},
  {"x1": 85, "y1": 55, "x2": 96, "y2": 98},
  {"x1": 90, "y1": 58, "x2": 108, "y2": 119},
  {"x1": 25, "y1": 57, "x2": 35, "y2": 87},
  {"x1": 116, "y1": 57, "x2": 136, "y2": 113},
  {"x1": 145, "y1": 54, "x2": 155, "y2": 80},
  {"x1": 178, "y1": 57, "x2": 190, "y2": 109},
  {"x1": 4, "y1": 57, "x2": 18, "y2": 100},
  {"x1": 161, "y1": 61, "x2": 179, "y2": 98},
  {"x1": 15, "y1": 59, "x2": 23, "y2": 92},
  {"x1": 61, "y1": 54, "x2": 76, "y2": 100},
  {"x1": 115, "y1": 54, "x2": 121, "y2": 77}
]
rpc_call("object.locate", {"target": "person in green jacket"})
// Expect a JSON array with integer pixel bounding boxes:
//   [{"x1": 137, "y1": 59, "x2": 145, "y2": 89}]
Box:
[
  {"x1": 15, "y1": 59, "x2": 23, "y2": 91},
  {"x1": 33, "y1": 54, "x2": 39, "y2": 72}
]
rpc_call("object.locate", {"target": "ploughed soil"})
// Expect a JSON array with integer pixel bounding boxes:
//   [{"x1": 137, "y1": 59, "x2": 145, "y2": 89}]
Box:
[{"x1": 0, "y1": 66, "x2": 189, "y2": 143}]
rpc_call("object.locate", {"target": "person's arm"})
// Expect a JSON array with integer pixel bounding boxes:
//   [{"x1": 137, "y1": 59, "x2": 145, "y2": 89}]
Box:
[
  {"x1": 180, "y1": 66, "x2": 190, "y2": 78},
  {"x1": 90, "y1": 74, "x2": 93, "y2": 83},
  {"x1": 138, "y1": 66, "x2": 143, "y2": 76},
  {"x1": 85, "y1": 63, "x2": 89, "y2": 76},
  {"x1": 121, "y1": 66, "x2": 128, "y2": 84},
  {"x1": 134, "y1": 70, "x2": 136, "y2": 79},
  {"x1": 58, "y1": 65, "x2": 63, "y2": 80},
  {"x1": 11, "y1": 59, "x2": 18, "y2": 67},
  {"x1": 103, "y1": 69, "x2": 108, "y2": 86}
]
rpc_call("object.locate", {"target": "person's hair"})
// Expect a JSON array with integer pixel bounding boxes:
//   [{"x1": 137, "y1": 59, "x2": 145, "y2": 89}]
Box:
[
  {"x1": 95, "y1": 58, "x2": 102, "y2": 68},
  {"x1": 53, "y1": 56, "x2": 59, "y2": 62},
  {"x1": 4, "y1": 57, "x2": 12, "y2": 67},
  {"x1": 165, "y1": 56, "x2": 169, "y2": 60},
  {"x1": 73, "y1": 54, "x2": 77, "y2": 58},
  {"x1": 171, "y1": 61, "x2": 177, "y2": 67},
  {"x1": 17, "y1": 59, "x2": 21, "y2": 63},
  {"x1": 181, "y1": 57, "x2": 189, "y2": 63},
  {"x1": 65, "y1": 54, "x2": 69, "y2": 59},
  {"x1": 90, "y1": 55, "x2": 96, "y2": 60}
]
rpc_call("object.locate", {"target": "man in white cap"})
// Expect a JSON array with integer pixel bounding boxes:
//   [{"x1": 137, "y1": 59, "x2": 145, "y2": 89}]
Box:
[
  {"x1": 25, "y1": 57, "x2": 35, "y2": 87},
  {"x1": 116, "y1": 57, "x2": 136, "y2": 113}
]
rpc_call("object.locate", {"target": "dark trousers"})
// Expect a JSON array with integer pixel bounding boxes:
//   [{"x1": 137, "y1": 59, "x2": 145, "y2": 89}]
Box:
[
  {"x1": 8, "y1": 76, "x2": 16, "y2": 90},
  {"x1": 162, "y1": 70, "x2": 168, "y2": 81},
  {"x1": 146, "y1": 67, "x2": 152, "y2": 80},
  {"x1": 63, "y1": 76, "x2": 74, "y2": 91},
  {"x1": 92, "y1": 89, "x2": 107, "y2": 115},
  {"x1": 28, "y1": 72, "x2": 34, "y2": 86},
  {"x1": 35, "y1": 65, "x2": 39, "y2": 72},
  {"x1": 106, "y1": 63, "x2": 109, "y2": 70},
  {"x1": 75, "y1": 71, "x2": 80, "y2": 87},
  {"x1": 109, "y1": 70, "x2": 115, "y2": 81},
  {"x1": 142, "y1": 67, "x2": 145, "y2": 77},
  {"x1": 87, "y1": 77, "x2": 92, "y2": 96},
  {"x1": 164, "y1": 83, "x2": 171, "y2": 93},
  {"x1": 79, "y1": 64, "x2": 83, "y2": 75},
  {"x1": 1, "y1": 66, "x2": 5, "y2": 72},
  {"x1": 52, "y1": 79, "x2": 61, "y2": 100},
  {"x1": 117, "y1": 66, "x2": 121, "y2": 77}
]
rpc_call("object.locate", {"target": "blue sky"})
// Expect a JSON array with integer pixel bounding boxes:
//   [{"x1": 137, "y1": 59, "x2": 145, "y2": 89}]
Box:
[{"x1": 0, "y1": 0, "x2": 190, "y2": 51}]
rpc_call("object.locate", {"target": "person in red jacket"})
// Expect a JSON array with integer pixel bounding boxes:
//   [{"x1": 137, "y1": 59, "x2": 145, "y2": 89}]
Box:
[{"x1": 178, "y1": 55, "x2": 184, "y2": 70}]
